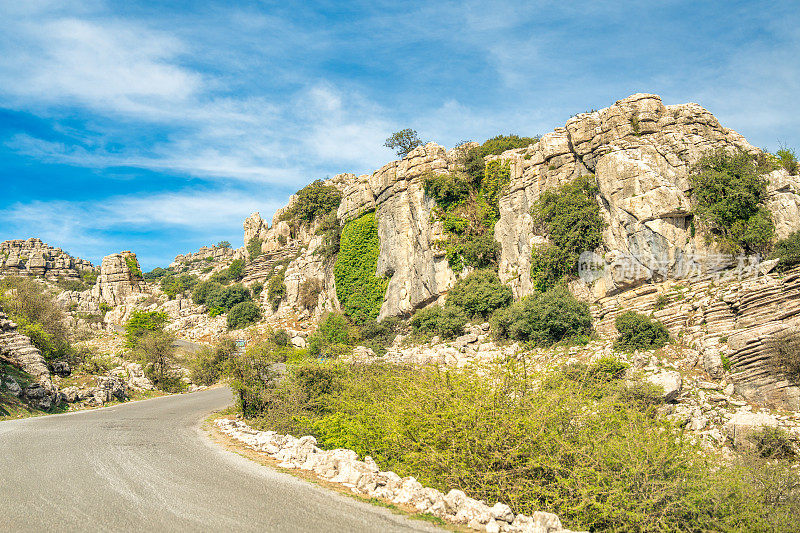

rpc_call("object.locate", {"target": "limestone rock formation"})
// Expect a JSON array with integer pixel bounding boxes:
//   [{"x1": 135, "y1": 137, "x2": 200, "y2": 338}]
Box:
[
  {"x1": 91, "y1": 251, "x2": 144, "y2": 306},
  {"x1": 0, "y1": 310, "x2": 59, "y2": 409},
  {"x1": 0, "y1": 238, "x2": 96, "y2": 280},
  {"x1": 493, "y1": 93, "x2": 794, "y2": 298},
  {"x1": 170, "y1": 245, "x2": 241, "y2": 271}
]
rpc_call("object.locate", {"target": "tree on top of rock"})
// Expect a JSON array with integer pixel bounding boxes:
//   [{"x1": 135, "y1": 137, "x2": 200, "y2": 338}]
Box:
[{"x1": 384, "y1": 129, "x2": 424, "y2": 158}]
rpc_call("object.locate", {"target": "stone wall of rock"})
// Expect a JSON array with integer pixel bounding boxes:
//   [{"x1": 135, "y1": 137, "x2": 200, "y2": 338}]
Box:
[
  {"x1": 0, "y1": 238, "x2": 96, "y2": 280},
  {"x1": 493, "y1": 93, "x2": 800, "y2": 299}
]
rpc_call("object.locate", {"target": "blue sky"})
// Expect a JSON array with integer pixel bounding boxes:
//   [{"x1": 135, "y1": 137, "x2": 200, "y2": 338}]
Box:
[{"x1": 1, "y1": 1, "x2": 798, "y2": 270}]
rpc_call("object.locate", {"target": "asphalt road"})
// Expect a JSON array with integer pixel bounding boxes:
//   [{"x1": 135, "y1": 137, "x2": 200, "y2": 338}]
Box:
[{"x1": 0, "y1": 387, "x2": 442, "y2": 533}]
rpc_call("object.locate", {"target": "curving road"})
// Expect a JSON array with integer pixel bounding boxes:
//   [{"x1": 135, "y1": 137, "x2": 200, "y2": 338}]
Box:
[{"x1": 0, "y1": 388, "x2": 441, "y2": 533}]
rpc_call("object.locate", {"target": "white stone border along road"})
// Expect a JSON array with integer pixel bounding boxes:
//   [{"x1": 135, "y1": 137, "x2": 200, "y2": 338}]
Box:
[{"x1": 215, "y1": 418, "x2": 582, "y2": 533}]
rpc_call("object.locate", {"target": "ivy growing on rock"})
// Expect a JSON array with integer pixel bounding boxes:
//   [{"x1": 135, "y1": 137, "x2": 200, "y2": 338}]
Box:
[{"x1": 333, "y1": 212, "x2": 389, "y2": 324}]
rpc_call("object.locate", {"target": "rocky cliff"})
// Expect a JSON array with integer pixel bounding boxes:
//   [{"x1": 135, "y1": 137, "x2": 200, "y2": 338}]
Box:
[
  {"x1": 244, "y1": 93, "x2": 800, "y2": 321},
  {"x1": 0, "y1": 238, "x2": 96, "y2": 280},
  {"x1": 493, "y1": 93, "x2": 800, "y2": 299}
]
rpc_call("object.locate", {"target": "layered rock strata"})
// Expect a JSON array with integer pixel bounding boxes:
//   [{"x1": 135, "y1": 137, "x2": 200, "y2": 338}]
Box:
[{"x1": 0, "y1": 238, "x2": 96, "y2": 280}]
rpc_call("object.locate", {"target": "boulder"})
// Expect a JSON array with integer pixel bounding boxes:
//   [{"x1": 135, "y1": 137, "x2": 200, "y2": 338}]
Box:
[
  {"x1": 645, "y1": 370, "x2": 683, "y2": 402},
  {"x1": 724, "y1": 411, "x2": 779, "y2": 448}
]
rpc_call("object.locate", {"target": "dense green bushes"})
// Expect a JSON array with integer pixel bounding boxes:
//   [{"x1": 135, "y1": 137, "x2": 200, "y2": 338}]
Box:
[
  {"x1": 776, "y1": 147, "x2": 798, "y2": 175},
  {"x1": 266, "y1": 271, "x2": 286, "y2": 311},
  {"x1": 160, "y1": 273, "x2": 198, "y2": 299},
  {"x1": 0, "y1": 277, "x2": 74, "y2": 362},
  {"x1": 281, "y1": 180, "x2": 343, "y2": 223},
  {"x1": 410, "y1": 305, "x2": 467, "y2": 339},
  {"x1": 227, "y1": 301, "x2": 261, "y2": 330},
  {"x1": 491, "y1": 287, "x2": 592, "y2": 345},
  {"x1": 530, "y1": 174, "x2": 605, "y2": 291},
  {"x1": 479, "y1": 134, "x2": 539, "y2": 157},
  {"x1": 242, "y1": 359, "x2": 800, "y2": 531},
  {"x1": 482, "y1": 160, "x2": 511, "y2": 218},
  {"x1": 690, "y1": 149, "x2": 774, "y2": 254},
  {"x1": 124, "y1": 310, "x2": 168, "y2": 348},
  {"x1": 424, "y1": 170, "x2": 500, "y2": 272},
  {"x1": 771, "y1": 230, "x2": 800, "y2": 271},
  {"x1": 307, "y1": 312, "x2": 353, "y2": 358},
  {"x1": 445, "y1": 269, "x2": 512, "y2": 319},
  {"x1": 247, "y1": 237, "x2": 263, "y2": 260},
  {"x1": 125, "y1": 255, "x2": 143, "y2": 278},
  {"x1": 211, "y1": 259, "x2": 245, "y2": 284},
  {"x1": 189, "y1": 336, "x2": 236, "y2": 385},
  {"x1": 613, "y1": 311, "x2": 669, "y2": 352},
  {"x1": 192, "y1": 281, "x2": 253, "y2": 315},
  {"x1": 334, "y1": 212, "x2": 389, "y2": 323}
]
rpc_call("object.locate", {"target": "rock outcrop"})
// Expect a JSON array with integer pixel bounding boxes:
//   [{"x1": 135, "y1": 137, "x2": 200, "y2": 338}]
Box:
[
  {"x1": 91, "y1": 251, "x2": 144, "y2": 306},
  {"x1": 0, "y1": 238, "x2": 96, "y2": 280},
  {"x1": 242, "y1": 94, "x2": 800, "y2": 322},
  {"x1": 0, "y1": 310, "x2": 59, "y2": 409},
  {"x1": 493, "y1": 93, "x2": 799, "y2": 298}
]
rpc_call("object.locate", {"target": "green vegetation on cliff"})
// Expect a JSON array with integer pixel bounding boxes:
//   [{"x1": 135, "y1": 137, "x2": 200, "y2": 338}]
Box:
[
  {"x1": 690, "y1": 149, "x2": 775, "y2": 254},
  {"x1": 334, "y1": 212, "x2": 389, "y2": 324},
  {"x1": 530, "y1": 174, "x2": 606, "y2": 291}
]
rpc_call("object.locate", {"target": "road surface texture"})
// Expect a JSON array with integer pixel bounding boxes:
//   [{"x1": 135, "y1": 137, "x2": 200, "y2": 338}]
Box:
[{"x1": 0, "y1": 387, "x2": 442, "y2": 533}]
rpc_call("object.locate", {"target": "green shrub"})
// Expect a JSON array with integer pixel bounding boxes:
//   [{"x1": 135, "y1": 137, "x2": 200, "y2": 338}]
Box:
[
  {"x1": 654, "y1": 293, "x2": 670, "y2": 310},
  {"x1": 211, "y1": 258, "x2": 246, "y2": 284},
  {"x1": 247, "y1": 237, "x2": 263, "y2": 260},
  {"x1": 251, "y1": 282, "x2": 263, "y2": 297},
  {"x1": 125, "y1": 310, "x2": 168, "y2": 348},
  {"x1": 690, "y1": 149, "x2": 774, "y2": 254},
  {"x1": 384, "y1": 128, "x2": 423, "y2": 158},
  {"x1": 771, "y1": 230, "x2": 800, "y2": 271},
  {"x1": 355, "y1": 317, "x2": 403, "y2": 356},
  {"x1": 0, "y1": 277, "x2": 74, "y2": 360},
  {"x1": 334, "y1": 212, "x2": 389, "y2": 323},
  {"x1": 423, "y1": 171, "x2": 471, "y2": 210},
  {"x1": 227, "y1": 301, "x2": 261, "y2": 329},
  {"x1": 446, "y1": 269, "x2": 512, "y2": 319},
  {"x1": 215, "y1": 240, "x2": 232, "y2": 249},
  {"x1": 479, "y1": 134, "x2": 539, "y2": 157},
  {"x1": 56, "y1": 278, "x2": 87, "y2": 292},
  {"x1": 531, "y1": 174, "x2": 605, "y2": 291},
  {"x1": 491, "y1": 287, "x2": 592, "y2": 345},
  {"x1": 143, "y1": 267, "x2": 170, "y2": 280},
  {"x1": 193, "y1": 281, "x2": 251, "y2": 314},
  {"x1": 314, "y1": 212, "x2": 341, "y2": 260},
  {"x1": 483, "y1": 159, "x2": 511, "y2": 217},
  {"x1": 190, "y1": 336, "x2": 236, "y2": 385},
  {"x1": 273, "y1": 329, "x2": 291, "y2": 347},
  {"x1": 160, "y1": 273, "x2": 198, "y2": 299},
  {"x1": 267, "y1": 271, "x2": 286, "y2": 311},
  {"x1": 81, "y1": 270, "x2": 98, "y2": 285},
  {"x1": 246, "y1": 361, "x2": 800, "y2": 532},
  {"x1": 410, "y1": 305, "x2": 467, "y2": 339},
  {"x1": 748, "y1": 427, "x2": 797, "y2": 459},
  {"x1": 124, "y1": 255, "x2": 143, "y2": 278},
  {"x1": 307, "y1": 312, "x2": 352, "y2": 358},
  {"x1": 613, "y1": 311, "x2": 669, "y2": 352},
  {"x1": 281, "y1": 180, "x2": 343, "y2": 223},
  {"x1": 192, "y1": 280, "x2": 223, "y2": 305},
  {"x1": 135, "y1": 329, "x2": 184, "y2": 392},
  {"x1": 776, "y1": 147, "x2": 798, "y2": 175}
]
